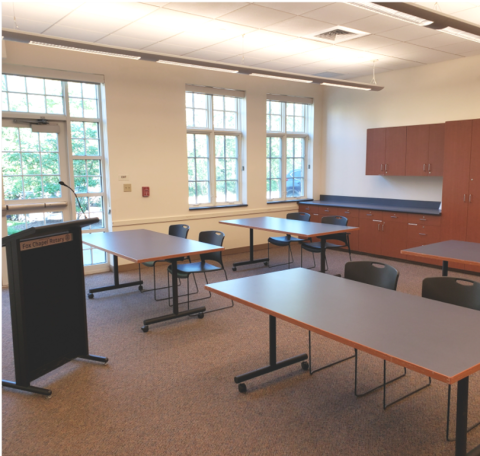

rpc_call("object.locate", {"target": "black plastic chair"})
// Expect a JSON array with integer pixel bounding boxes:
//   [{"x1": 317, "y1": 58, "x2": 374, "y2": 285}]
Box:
[
  {"x1": 167, "y1": 231, "x2": 233, "y2": 314},
  {"x1": 300, "y1": 215, "x2": 351, "y2": 271},
  {"x1": 139, "y1": 224, "x2": 198, "y2": 301},
  {"x1": 267, "y1": 212, "x2": 311, "y2": 269},
  {"x1": 422, "y1": 277, "x2": 480, "y2": 441},
  {"x1": 345, "y1": 261, "x2": 430, "y2": 409}
]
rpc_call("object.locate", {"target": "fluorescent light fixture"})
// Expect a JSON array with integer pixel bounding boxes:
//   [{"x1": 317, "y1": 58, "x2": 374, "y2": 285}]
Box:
[
  {"x1": 250, "y1": 73, "x2": 313, "y2": 83},
  {"x1": 156, "y1": 60, "x2": 238, "y2": 73},
  {"x1": 321, "y1": 82, "x2": 371, "y2": 91},
  {"x1": 347, "y1": 3, "x2": 433, "y2": 27},
  {"x1": 29, "y1": 41, "x2": 141, "y2": 59},
  {"x1": 439, "y1": 26, "x2": 480, "y2": 44}
]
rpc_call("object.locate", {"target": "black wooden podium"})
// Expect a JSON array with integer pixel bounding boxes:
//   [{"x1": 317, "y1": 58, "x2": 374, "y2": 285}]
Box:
[{"x1": 2, "y1": 218, "x2": 107, "y2": 397}]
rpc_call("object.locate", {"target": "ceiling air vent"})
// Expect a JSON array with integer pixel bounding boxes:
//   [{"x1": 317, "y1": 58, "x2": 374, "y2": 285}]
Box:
[{"x1": 310, "y1": 26, "x2": 369, "y2": 44}]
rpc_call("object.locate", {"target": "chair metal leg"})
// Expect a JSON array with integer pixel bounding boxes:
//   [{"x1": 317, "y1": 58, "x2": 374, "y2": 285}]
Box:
[
  {"x1": 268, "y1": 243, "x2": 295, "y2": 269},
  {"x1": 383, "y1": 359, "x2": 431, "y2": 409},
  {"x1": 308, "y1": 331, "x2": 354, "y2": 375},
  {"x1": 354, "y1": 349, "x2": 407, "y2": 398},
  {"x1": 300, "y1": 246, "x2": 316, "y2": 270},
  {"x1": 446, "y1": 383, "x2": 480, "y2": 441},
  {"x1": 202, "y1": 269, "x2": 234, "y2": 314}
]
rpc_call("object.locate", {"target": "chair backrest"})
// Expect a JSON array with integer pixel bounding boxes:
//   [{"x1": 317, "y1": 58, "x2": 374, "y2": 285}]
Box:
[
  {"x1": 344, "y1": 261, "x2": 399, "y2": 291},
  {"x1": 199, "y1": 231, "x2": 225, "y2": 266},
  {"x1": 169, "y1": 224, "x2": 189, "y2": 239},
  {"x1": 322, "y1": 216, "x2": 348, "y2": 243},
  {"x1": 287, "y1": 212, "x2": 311, "y2": 222},
  {"x1": 422, "y1": 277, "x2": 480, "y2": 310}
]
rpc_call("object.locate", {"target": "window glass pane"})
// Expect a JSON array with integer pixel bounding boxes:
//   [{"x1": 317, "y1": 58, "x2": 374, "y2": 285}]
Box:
[
  {"x1": 196, "y1": 158, "x2": 209, "y2": 180},
  {"x1": 26, "y1": 77, "x2": 45, "y2": 94},
  {"x1": 2, "y1": 128, "x2": 20, "y2": 151},
  {"x1": 271, "y1": 101, "x2": 281, "y2": 114},
  {"x1": 69, "y1": 98, "x2": 83, "y2": 117},
  {"x1": 6, "y1": 214, "x2": 27, "y2": 235},
  {"x1": 24, "y1": 176, "x2": 42, "y2": 198},
  {"x1": 194, "y1": 109, "x2": 207, "y2": 128},
  {"x1": 23, "y1": 153, "x2": 41, "y2": 174},
  {"x1": 215, "y1": 136, "x2": 224, "y2": 157},
  {"x1": 2, "y1": 91, "x2": 9, "y2": 111},
  {"x1": 86, "y1": 139, "x2": 100, "y2": 156},
  {"x1": 85, "y1": 122, "x2": 99, "y2": 138},
  {"x1": 3, "y1": 176, "x2": 23, "y2": 200},
  {"x1": 46, "y1": 96, "x2": 64, "y2": 114},
  {"x1": 20, "y1": 130, "x2": 40, "y2": 151},
  {"x1": 2, "y1": 75, "x2": 7, "y2": 91},
  {"x1": 71, "y1": 122, "x2": 84, "y2": 138},
  {"x1": 82, "y1": 83, "x2": 97, "y2": 99},
  {"x1": 295, "y1": 117, "x2": 304, "y2": 132},
  {"x1": 225, "y1": 136, "x2": 237, "y2": 157},
  {"x1": 225, "y1": 97, "x2": 236, "y2": 111},
  {"x1": 185, "y1": 92, "x2": 193, "y2": 108},
  {"x1": 194, "y1": 93, "x2": 207, "y2": 109},
  {"x1": 213, "y1": 111, "x2": 224, "y2": 129},
  {"x1": 186, "y1": 108, "x2": 193, "y2": 127},
  {"x1": 83, "y1": 99, "x2": 98, "y2": 118},
  {"x1": 286, "y1": 116, "x2": 294, "y2": 132},
  {"x1": 7, "y1": 75, "x2": 26, "y2": 92},
  {"x1": 271, "y1": 115, "x2": 281, "y2": 131},
  {"x1": 226, "y1": 181, "x2": 237, "y2": 202},
  {"x1": 3, "y1": 153, "x2": 22, "y2": 174},
  {"x1": 216, "y1": 159, "x2": 225, "y2": 180},
  {"x1": 40, "y1": 133, "x2": 59, "y2": 152},
  {"x1": 68, "y1": 82, "x2": 82, "y2": 97},
  {"x1": 196, "y1": 182, "x2": 210, "y2": 204},
  {"x1": 187, "y1": 134, "x2": 195, "y2": 157},
  {"x1": 195, "y1": 135, "x2": 208, "y2": 157},
  {"x1": 225, "y1": 112, "x2": 236, "y2": 129},
  {"x1": 42, "y1": 153, "x2": 60, "y2": 174},
  {"x1": 213, "y1": 96, "x2": 223, "y2": 110},
  {"x1": 92, "y1": 248, "x2": 106, "y2": 265},
  {"x1": 8, "y1": 93, "x2": 28, "y2": 112},
  {"x1": 216, "y1": 181, "x2": 226, "y2": 203},
  {"x1": 295, "y1": 104, "x2": 304, "y2": 116},
  {"x1": 43, "y1": 176, "x2": 61, "y2": 198},
  {"x1": 28, "y1": 94, "x2": 46, "y2": 112},
  {"x1": 45, "y1": 79, "x2": 62, "y2": 96},
  {"x1": 72, "y1": 139, "x2": 86, "y2": 156}
]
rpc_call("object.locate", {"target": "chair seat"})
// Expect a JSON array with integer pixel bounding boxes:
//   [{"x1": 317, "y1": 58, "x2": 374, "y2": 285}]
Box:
[
  {"x1": 168, "y1": 261, "x2": 222, "y2": 277},
  {"x1": 301, "y1": 241, "x2": 344, "y2": 253},
  {"x1": 268, "y1": 235, "x2": 304, "y2": 246}
]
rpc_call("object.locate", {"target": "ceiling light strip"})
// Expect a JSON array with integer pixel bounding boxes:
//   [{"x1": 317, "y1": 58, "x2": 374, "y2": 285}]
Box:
[
  {"x1": 321, "y1": 82, "x2": 371, "y2": 91},
  {"x1": 29, "y1": 41, "x2": 141, "y2": 60},
  {"x1": 157, "y1": 60, "x2": 238, "y2": 73},
  {"x1": 439, "y1": 27, "x2": 480, "y2": 44},
  {"x1": 250, "y1": 73, "x2": 313, "y2": 83},
  {"x1": 347, "y1": 2, "x2": 433, "y2": 26}
]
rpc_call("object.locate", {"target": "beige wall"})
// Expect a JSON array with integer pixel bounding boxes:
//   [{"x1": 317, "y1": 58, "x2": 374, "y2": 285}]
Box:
[{"x1": 322, "y1": 54, "x2": 480, "y2": 201}]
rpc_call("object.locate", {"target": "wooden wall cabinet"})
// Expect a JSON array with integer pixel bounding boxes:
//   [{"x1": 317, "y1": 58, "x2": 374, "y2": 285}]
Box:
[
  {"x1": 406, "y1": 124, "x2": 444, "y2": 176},
  {"x1": 366, "y1": 127, "x2": 406, "y2": 176}
]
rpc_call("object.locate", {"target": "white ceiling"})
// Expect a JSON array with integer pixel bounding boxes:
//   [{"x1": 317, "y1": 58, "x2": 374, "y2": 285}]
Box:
[{"x1": 2, "y1": 2, "x2": 480, "y2": 81}]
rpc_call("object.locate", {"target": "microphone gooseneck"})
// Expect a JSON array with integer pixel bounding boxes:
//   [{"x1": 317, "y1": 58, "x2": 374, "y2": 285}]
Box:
[{"x1": 58, "y1": 181, "x2": 88, "y2": 219}]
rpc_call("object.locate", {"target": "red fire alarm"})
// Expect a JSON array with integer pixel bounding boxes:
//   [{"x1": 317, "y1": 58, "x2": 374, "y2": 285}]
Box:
[{"x1": 142, "y1": 187, "x2": 150, "y2": 197}]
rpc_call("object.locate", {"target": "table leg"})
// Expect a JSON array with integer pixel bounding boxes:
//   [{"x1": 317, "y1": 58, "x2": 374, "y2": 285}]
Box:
[
  {"x1": 232, "y1": 229, "x2": 269, "y2": 271},
  {"x1": 442, "y1": 260, "x2": 449, "y2": 277},
  {"x1": 88, "y1": 255, "x2": 143, "y2": 298},
  {"x1": 234, "y1": 315, "x2": 308, "y2": 392},
  {"x1": 456, "y1": 377, "x2": 469, "y2": 456},
  {"x1": 141, "y1": 259, "x2": 206, "y2": 332},
  {"x1": 320, "y1": 237, "x2": 327, "y2": 273}
]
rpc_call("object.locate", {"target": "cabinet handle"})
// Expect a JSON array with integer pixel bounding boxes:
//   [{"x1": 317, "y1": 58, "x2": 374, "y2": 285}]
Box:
[
  {"x1": 385, "y1": 164, "x2": 388, "y2": 172},
  {"x1": 324, "y1": 209, "x2": 329, "y2": 212},
  {"x1": 419, "y1": 233, "x2": 427, "y2": 236},
  {"x1": 423, "y1": 164, "x2": 426, "y2": 171},
  {"x1": 391, "y1": 215, "x2": 397, "y2": 219},
  {"x1": 377, "y1": 224, "x2": 380, "y2": 231},
  {"x1": 313, "y1": 213, "x2": 318, "y2": 216},
  {"x1": 373, "y1": 219, "x2": 382, "y2": 222},
  {"x1": 382, "y1": 223, "x2": 385, "y2": 231},
  {"x1": 380, "y1": 164, "x2": 383, "y2": 171},
  {"x1": 345, "y1": 210, "x2": 350, "y2": 214},
  {"x1": 408, "y1": 223, "x2": 418, "y2": 226},
  {"x1": 469, "y1": 194, "x2": 472, "y2": 203},
  {"x1": 428, "y1": 164, "x2": 431, "y2": 172},
  {"x1": 420, "y1": 218, "x2": 427, "y2": 221},
  {"x1": 464, "y1": 194, "x2": 466, "y2": 202},
  {"x1": 367, "y1": 213, "x2": 373, "y2": 217}
]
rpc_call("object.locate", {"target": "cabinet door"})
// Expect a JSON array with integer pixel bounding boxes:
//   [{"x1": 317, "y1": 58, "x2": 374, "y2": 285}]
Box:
[
  {"x1": 298, "y1": 204, "x2": 312, "y2": 214},
  {"x1": 466, "y1": 119, "x2": 480, "y2": 243},
  {"x1": 366, "y1": 128, "x2": 385, "y2": 175},
  {"x1": 441, "y1": 120, "x2": 471, "y2": 241},
  {"x1": 347, "y1": 216, "x2": 359, "y2": 251},
  {"x1": 428, "y1": 123, "x2": 444, "y2": 176},
  {"x1": 381, "y1": 213, "x2": 407, "y2": 259},
  {"x1": 359, "y1": 218, "x2": 382, "y2": 255},
  {"x1": 385, "y1": 127, "x2": 406, "y2": 176},
  {"x1": 406, "y1": 125, "x2": 429, "y2": 176},
  {"x1": 406, "y1": 224, "x2": 443, "y2": 266}
]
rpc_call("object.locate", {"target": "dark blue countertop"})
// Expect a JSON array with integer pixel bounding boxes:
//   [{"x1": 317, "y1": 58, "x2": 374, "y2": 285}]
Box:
[{"x1": 299, "y1": 195, "x2": 441, "y2": 216}]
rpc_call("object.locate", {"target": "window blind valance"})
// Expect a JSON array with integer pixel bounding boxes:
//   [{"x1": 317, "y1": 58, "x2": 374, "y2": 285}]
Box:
[
  {"x1": 267, "y1": 94, "x2": 313, "y2": 105},
  {"x1": 2, "y1": 64, "x2": 105, "y2": 84},
  {"x1": 185, "y1": 84, "x2": 245, "y2": 98}
]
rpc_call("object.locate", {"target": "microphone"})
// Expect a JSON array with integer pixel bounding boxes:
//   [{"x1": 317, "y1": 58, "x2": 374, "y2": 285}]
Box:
[{"x1": 59, "y1": 181, "x2": 88, "y2": 219}]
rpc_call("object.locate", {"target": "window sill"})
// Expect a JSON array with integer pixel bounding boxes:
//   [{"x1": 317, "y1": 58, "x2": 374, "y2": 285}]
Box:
[
  {"x1": 189, "y1": 204, "x2": 248, "y2": 211},
  {"x1": 267, "y1": 199, "x2": 313, "y2": 205}
]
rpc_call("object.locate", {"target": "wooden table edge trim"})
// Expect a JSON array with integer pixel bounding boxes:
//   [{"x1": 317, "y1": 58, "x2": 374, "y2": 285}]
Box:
[
  {"x1": 219, "y1": 220, "x2": 360, "y2": 238},
  {"x1": 205, "y1": 286, "x2": 480, "y2": 385},
  {"x1": 400, "y1": 249, "x2": 480, "y2": 267},
  {"x1": 81, "y1": 240, "x2": 224, "y2": 264}
]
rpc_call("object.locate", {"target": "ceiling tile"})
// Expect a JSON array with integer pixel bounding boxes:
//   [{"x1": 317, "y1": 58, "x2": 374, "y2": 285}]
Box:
[
  {"x1": 2, "y1": 2, "x2": 82, "y2": 24},
  {"x1": 158, "y1": 21, "x2": 254, "y2": 48},
  {"x1": 50, "y1": 2, "x2": 157, "y2": 35},
  {"x1": 303, "y1": 3, "x2": 375, "y2": 24},
  {"x1": 143, "y1": 42, "x2": 198, "y2": 55},
  {"x1": 184, "y1": 49, "x2": 237, "y2": 61},
  {"x1": 220, "y1": 54, "x2": 270, "y2": 66},
  {"x1": 219, "y1": 4, "x2": 295, "y2": 28},
  {"x1": 256, "y1": 2, "x2": 330, "y2": 15},
  {"x1": 409, "y1": 33, "x2": 467, "y2": 49},
  {"x1": 340, "y1": 35, "x2": 400, "y2": 51},
  {"x1": 163, "y1": 2, "x2": 248, "y2": 19},
  {"x1": 114, "y1": 9, "x2": 211, "y2": 42},
  {"x1": 265, "y1": 16, "x2": 335, "y2": 36},
  {"x1": 142, "y1": 2, "x2": 169, "y2": 7},
  {"x1": 451, "y1": 6, "x2": 480, "y2": 26},
  {"x1": 415, "y1": 2, "x2": 480, "y2": 15},
  {"x1": 368, "y1": 56, "x2": 423, "y2": 71},
  {"x1": 286, "y1": 61, "x2": 343, "y2": 74},
  {"x1": 2, "y1": 19, "x2": 53, "y2": 35},
  {"x1": 435, "y1": 41, "x2": 480, "y2": 56},
  {"x1": 377, "y1": 24, "x2": 437, "y2": 41},
  {"x1": 96, "y1": 35, "x2": 158, "y2": 50},
  {"x1": 344, "y1": 14, "x2": 410, "y2": 34},
  {"x1": 39, "y1": 25, "x2": 108, "y2": 42},
  {"x1": 374, "y1": 42, "x2": 460, "y2": 64},
  {"x1": 251, "y1": 60, "x2": 301, "y2": 71}
]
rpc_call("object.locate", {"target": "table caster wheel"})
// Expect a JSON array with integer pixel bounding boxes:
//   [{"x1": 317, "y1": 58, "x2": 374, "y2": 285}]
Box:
[
  {"x1": 88, "y1": 293, "x2": 94, "y2": 299},
  {"x1": 238, "y1": 383, "x2": 247, "y2": 393},
  {"x1": 45, "y1": 393, "x2": 52, "y2": 399},
  {"x1": 198, "y1": 312, "x2": 204, "y2": 319},
  {"x1": 301, "y1": 361, "x2": 309, "y2": 371},
  {"x1": 141, "y1": 325, "x2": 149, "y2": 333},
  {"x1": 232, "y1": 267, "x2": 237, "y2": 271},
  {"x1": 138, "y1": 285, "x2": 143, "y2": 291}
]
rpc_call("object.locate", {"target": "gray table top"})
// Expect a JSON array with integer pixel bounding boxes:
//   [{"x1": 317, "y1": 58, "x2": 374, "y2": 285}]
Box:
[
  {"x1": 206, "y1": 268, "x2": 480, "y2": 384},
  {"x1": 220, "y1": 216, "x2": 359, "y2": 237},
  {"x1": 401, "y1": 240, "x2": 480, "y2": 266},
  {"x1": 82, "y1": 229, "x2": 224, "y2": 263}
]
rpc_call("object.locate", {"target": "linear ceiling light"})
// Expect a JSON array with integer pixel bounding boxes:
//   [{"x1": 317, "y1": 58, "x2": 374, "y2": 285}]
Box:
[
  {"x1": 250, "y1": 73, "x2": 313, "y2": 83},
  {"x1": 347, "y1": 3, "x2": 433, "y2": 26},
  {"x1": 29, "y1": 41, "x2": 141, "y2": 59},
  {"x1": 439, "y1": 27, "x2": 480, "y2": 44},
  {"x1": 156, "y1": 60, "x2": 238, "y2": 73},
  {"x1": 321, "y1": 82, "x2": 371, "y2": 91}
]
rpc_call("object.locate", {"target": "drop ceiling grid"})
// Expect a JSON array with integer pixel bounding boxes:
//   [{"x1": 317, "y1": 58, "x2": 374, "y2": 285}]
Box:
[{"x1": 2, "y1": 2, "x2": 480, "y2": 81}]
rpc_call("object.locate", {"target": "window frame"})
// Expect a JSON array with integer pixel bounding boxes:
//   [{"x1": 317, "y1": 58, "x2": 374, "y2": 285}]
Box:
[
  {"x1": 266, "y1": 101, "x2": 309, "y2": 202},
  {"x1": 186, "y1": 91, "x2": 243, "y2": 208}
]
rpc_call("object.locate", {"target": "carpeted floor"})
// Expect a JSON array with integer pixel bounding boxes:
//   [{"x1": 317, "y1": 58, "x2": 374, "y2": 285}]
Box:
[{"x1": 2, "y1": 247, "x2": 480, "y2": 456}]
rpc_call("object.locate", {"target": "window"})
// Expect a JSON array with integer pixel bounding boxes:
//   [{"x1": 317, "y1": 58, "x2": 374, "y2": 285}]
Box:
[
  {"x1": 2, "y1": 75, "x2": 108, "y2": 269},
  {"x1": 266, "y1": 100, "x2": 309, "y2": 201},
  {"x1": 186, "y1": 90, "x2": 243, "y2": 207}
]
